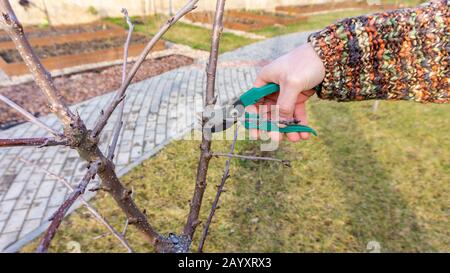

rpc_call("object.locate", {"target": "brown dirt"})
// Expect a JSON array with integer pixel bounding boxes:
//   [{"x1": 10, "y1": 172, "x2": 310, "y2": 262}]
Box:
[
  {"x1": 185, "y1": 10, "x2": 307, "y2": 32},
  {"x1": 0, "y1": 22, "x2": 116, "y2": 43},
  {"x1": 0, "y1": 54, "x2": 193, "y2": 130},
  {"x1": 0, "y1": 35, "x2": 150, "y2": 63}
]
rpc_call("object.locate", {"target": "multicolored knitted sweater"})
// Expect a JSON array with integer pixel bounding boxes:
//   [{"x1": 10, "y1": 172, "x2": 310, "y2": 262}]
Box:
[{"x1": 308, "y1": 0, "x2": 449, "y2": 103}]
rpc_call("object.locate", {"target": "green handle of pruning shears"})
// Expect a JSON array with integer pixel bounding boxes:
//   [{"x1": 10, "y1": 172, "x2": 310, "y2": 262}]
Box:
[
  {"x1": 244, "y1": 113, "x2": 317, "y2": 135},
  {"x1": 240, "y1": 83, "x2": 280, "y2": 107},
  {"x1": 241, "y1": 83, "x2": 318, "y2": 136}
]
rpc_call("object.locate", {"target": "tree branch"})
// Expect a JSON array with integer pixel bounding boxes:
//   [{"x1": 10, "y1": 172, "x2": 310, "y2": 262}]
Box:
[
  {"x1": 90, "y1": 0, "x2": 199, "y2": 138},
  {"x1": 184, "y1": 0, "x2": 226, "y2": 241},
  {"x1": 1, "y1": 0, "x2": 201, "y2": 253},
  {"x1": 0, "y1": 137, "x2": 67, "y2": 148},
  {"x1": 18, "y1": 157, "x2": 133, "y2": 253},
  {"x1": 198, "y1": 123, "x2": 239, "y2": 252},
  {"x1": 0, "y1": 0, "x2": 75, "y2": 128},
  {"x1": 37, "y1": 160, "x2": 102, "y2": 253},
  {"x1": 0, "y1": 94, "x2": 61, "y2": 137},
  {"x1": 107, "y1": 8, "x2": 134, "y2": 161}
]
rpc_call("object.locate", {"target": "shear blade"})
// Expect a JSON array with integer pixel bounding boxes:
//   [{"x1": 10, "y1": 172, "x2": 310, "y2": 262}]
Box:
[{"x1": 203, "y1": 100, "x2": 245, "y2": 133}]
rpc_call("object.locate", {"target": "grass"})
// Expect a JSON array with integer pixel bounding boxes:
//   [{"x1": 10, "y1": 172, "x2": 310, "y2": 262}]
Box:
[
  {"x1": 253, "y1": 9, "x2": 378, "y2": 37},
  {"x1": 20, "y1": 1, "x2": 447, "y2": 252},
  {"x1": 252, "y1": 0, "x2": 427, "y2": 37},
  {"x1": 105, "y1": 15, "x2": 257, "y2": 53},
  {"x1": 22, "y1": 99, "x2": 449, "y2": 253}
]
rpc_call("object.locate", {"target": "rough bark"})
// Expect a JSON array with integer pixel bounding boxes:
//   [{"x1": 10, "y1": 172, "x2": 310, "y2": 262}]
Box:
[{"x1": 184, "y1": 0, "x2": 227, "y2": 241}]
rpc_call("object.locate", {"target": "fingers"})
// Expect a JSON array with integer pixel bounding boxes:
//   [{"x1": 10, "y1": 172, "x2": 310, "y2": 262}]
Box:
[
  {"x1": 277, "y1": 83, "x2": 300, "y2": 121},
  {"x1": 254, "y1": 77, "x2": 268, "y2": 88},
  {"x1": 253, "y1": 65, "x2": 276, "y2": 87},
  {"x1": 245, "y1": 104, "x2": 259, "y2": 139},
  {"x1": 294, "y1": 102, "x2": 310, "y2": 140},
  {"x1": 277, "y1": 84, "x2": 308, "y2": 142},
  {"x1": 286, "y1": 131, "x2": 301, "y2": 142},
  {"x1": 251, "y1": 60, "x2": 314, "y2": 143}
]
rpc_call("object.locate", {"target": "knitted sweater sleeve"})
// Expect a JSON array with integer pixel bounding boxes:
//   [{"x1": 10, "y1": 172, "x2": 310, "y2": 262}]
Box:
[{"x1": 308, "y1": 0, "x2": 449, "y2": 103}]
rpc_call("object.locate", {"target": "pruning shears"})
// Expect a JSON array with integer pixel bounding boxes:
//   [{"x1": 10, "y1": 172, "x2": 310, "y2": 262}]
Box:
[{"x1": 205, "y1": 83, "x2": 317, "y2": 136}]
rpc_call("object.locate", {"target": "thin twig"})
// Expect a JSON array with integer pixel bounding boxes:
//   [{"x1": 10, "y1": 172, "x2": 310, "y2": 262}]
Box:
[
  {"x1": 91, "y1": 0, "x2": 199, "y2": 138},
  {"x1": 184, "y1": 0, "x2": 226, "y2": 241},
  {"x1": 212, "y1": 153, "x2": 291, "y2": 167},
  {"x1": 36, "y1": 160, "x2": 101, "y2": 253},
  {"x1": 18, "y1": 157, "x2": 133, "y2": 253},
  {"x1": 107, "y1": 8, "x2": 134, "y2": 161},
  {"x1": 0, "y1": 94, "x2": 61, "y2": 137},
  {"x1": 0, "y1": 137, "x2": 67, "y2": 148},
  {"x1": 198, "y1": 123, "x2": 239, "y2": 252}
]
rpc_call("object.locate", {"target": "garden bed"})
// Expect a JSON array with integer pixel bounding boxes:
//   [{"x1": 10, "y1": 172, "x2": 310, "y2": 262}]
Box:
[
  {"x1": 0, "y1": 22, "x2": 166, "y2": 76},
  {"x1": 185, "y1": 10, "x2": 307, "y2": 31},
  {"x1": 0, "y1": 22, "x2": 115, "y2": 42},
  {"x1": 0, "y1": 54, "x2": 193, "y2": 130},
  {"x1": 0, "y1": 35, "x2": 150, "y2": 63}
]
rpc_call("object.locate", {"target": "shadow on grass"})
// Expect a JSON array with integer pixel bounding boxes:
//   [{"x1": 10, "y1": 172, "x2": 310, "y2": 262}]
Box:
[
  {"x1": 224, "y1": 140, "x2": 294, "y2": 252},
  {"x1": 310, "y1": 101, "x2": 433, "y2": 252}
]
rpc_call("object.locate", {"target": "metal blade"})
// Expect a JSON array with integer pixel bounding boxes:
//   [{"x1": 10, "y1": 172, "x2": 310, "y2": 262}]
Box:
[{"x1": 203, "y1": 99, "x2": 245, "y2": 133}]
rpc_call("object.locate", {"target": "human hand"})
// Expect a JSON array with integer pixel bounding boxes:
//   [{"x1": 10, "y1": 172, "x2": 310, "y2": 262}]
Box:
[{"x1": 248, "y1": 43, "x2": 325, "y2": 142}]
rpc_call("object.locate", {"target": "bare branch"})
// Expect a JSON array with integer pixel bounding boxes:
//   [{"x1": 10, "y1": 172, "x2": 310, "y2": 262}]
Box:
[
  {"x1": 91, "y1": 0, "x2": 200, "y2": 138},
  {"x1": 184, "y1": 0, "x2": 226, "y2": 240},
  {"x1": 212, "y1": 153, "x2": 292, "y2": 167},
  {"x1": 0, "y1": 137, "x2": 67, "y2": 148},
  {"x1": 95, "y1": 157, "x2": 170, "y2": 251},
  {"x1": 18, "y1": 157, "x2": 133, "y2": 253},
  {"x1": 36, "y1": 160, "x2": 101, "y2": 253},
  {"x1": 1, "y1": 1, "x2": 179, "y2": 253},
  {"x1": 0, "y1": 94, "x2": 61, "y2": 137},
  {"x1": 0, "y1": 0, "x2": 75, "y2": 127},
  {"x1": 107, "y1": 8, "x2": 134, "y2": 161},
  {"x1": 198, "y1": 124, "x2": 239, "y2": 252}
]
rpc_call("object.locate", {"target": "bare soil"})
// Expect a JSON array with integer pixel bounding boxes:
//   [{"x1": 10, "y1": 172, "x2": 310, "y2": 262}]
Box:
[
  {"x1": 0, "y1": 23, "x2": 115, "y2": 43},
  {"x1": 0, "y1": 54, "x2": 193, "y2": 130},
  {"x1": 0, "y1": 35, "x2": 149, "y2": 63},
  {"x1": 186, "y1": 10, "x2": 306, "y2": 31}
]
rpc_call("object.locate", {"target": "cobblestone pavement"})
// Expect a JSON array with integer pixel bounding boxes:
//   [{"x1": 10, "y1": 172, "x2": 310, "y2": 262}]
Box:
[{"x1": 0, "y1": 31, "x2": 311, "y2": 252}]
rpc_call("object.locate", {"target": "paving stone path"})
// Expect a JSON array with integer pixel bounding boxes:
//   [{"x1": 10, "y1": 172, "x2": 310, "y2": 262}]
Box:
[{"x1": 0, "y1": 31, "x2": 312, "y2": 252}]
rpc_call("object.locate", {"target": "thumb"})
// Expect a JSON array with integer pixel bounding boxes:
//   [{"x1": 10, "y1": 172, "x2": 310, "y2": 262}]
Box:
[{"x1": 276, "y1": 85, "x2": 300, "y2": 121}]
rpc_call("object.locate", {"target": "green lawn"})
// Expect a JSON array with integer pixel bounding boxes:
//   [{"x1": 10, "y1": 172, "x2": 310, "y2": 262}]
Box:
[
  {"x1": 252, "y1": 0, "x2": 427, "y2": 37},
  {"x1": 105, "y1": 15, "x2": 256, "y2": 53},
  {"x1": 253, "y1": 9, "x2": 378, "y2": 37},
  {"x1": 22, "y1": 99, "x2": 449, "y2": 253},
  {"x1": 21, "y1": 1, "x2": 448, "y2": 253}
]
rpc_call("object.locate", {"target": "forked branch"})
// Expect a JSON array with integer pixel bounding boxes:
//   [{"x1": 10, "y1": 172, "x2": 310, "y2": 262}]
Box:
[
  {"x1": 0, "y1": 0, "x2": 200, "y2": 253},
  {"x1": 91, "y1": 0, "x2": 199, "y2": 138},
  {"x1": 198, "y1": 123, "x2": 239, "y2": 252}
]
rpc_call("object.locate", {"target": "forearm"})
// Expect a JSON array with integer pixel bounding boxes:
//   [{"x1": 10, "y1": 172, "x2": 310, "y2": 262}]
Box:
[{"x1": 308, "y1": 0, "x2": 449, "y2": 103}]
